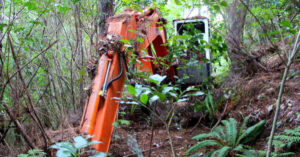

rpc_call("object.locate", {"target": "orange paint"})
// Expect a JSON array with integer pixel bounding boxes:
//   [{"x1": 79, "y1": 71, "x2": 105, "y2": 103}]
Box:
[{"x1": 80, "y1": 8, "x2": 175, "y2": 152}]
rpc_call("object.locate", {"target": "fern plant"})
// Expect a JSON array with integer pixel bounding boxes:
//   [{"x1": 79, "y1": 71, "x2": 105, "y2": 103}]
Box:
[
  {"x1": 186, "y1": 117, "x2": 265, "y2": 157},
  {"x1": 272, "y1": 127, "x2": 300, "y2": 151}
]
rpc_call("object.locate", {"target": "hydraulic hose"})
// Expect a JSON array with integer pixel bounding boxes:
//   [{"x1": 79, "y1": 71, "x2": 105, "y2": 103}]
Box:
[{"x1": 103, "y1": 53, "x2": 124, "y2": 95}]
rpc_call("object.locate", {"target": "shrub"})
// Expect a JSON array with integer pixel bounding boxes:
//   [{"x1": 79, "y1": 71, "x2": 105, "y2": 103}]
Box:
[
  {"x1": 186, "y1": 117, "x2": 265, "y2": 157},
  {"x1": 50, "y1": 136, "x2": 106, "y2": 157}
]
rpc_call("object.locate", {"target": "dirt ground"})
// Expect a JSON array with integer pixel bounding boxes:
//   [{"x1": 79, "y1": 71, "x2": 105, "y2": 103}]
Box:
[
  {"x1": 3, "y1": 62, "x2": 299, "y2": 156},
  {"x1": 107, "y1": 62, "x2": 300, "y2": 156}
]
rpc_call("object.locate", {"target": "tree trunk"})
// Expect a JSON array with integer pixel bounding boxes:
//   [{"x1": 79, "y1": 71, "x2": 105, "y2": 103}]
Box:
[
  {"x1": 99, "y1": 0, "x2": 114, "y2": 35},
  {"x1": 0, "y1": 0, "x2": 3, "y2": 84},
  {"x1": 226, "y1": 0, "x2": 249, "y2": 75}
]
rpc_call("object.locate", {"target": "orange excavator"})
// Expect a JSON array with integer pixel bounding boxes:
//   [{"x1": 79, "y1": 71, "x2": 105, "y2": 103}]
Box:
[{"x1": 80, "y1": 8, "x2": 210, "y2": 152}]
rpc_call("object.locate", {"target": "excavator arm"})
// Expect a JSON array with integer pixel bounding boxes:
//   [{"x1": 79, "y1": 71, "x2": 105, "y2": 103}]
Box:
[{"x1": 80, "y1": 8, "x2": 174, "y2": 152}]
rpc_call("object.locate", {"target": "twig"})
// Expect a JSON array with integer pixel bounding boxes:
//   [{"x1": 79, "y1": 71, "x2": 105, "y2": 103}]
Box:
[
  {"x1": 166, "y1": 109, "x2": 176, "y2": 157},
  {"x1": 210, "y1": 103, "x2": 228, "y2": 132},
  {"x1": 266, "y1": 30, "x2": 300, "y2": 157},
  {"x1": 0, "y1": 120, "x2": 12, "y2": 143},
  {"x1": 190, "y1": 112, "x2": 204, "y2": 132},
  {"x1": 4, "y1": 40, "x2": 58, "y2": 86},
  {"x1": 148, "y1": 118, "x2": 154, "y2": 157},
  {"x1": 3, "y1": 103, "x2": 36, "y2": 149},
  {"x1": 8, "y1": 34, "x2": 50, "y2": 147}
]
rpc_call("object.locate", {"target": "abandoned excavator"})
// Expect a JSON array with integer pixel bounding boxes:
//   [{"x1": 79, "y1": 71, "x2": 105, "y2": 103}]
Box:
[{"x1": 80, "y1": 8, "x2": 210, "y2": 152}]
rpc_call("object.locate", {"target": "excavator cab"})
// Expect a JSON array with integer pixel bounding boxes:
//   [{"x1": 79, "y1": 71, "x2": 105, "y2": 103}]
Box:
[{"x1": 173, "y1": 17, "x2": 211, "y2": 85}]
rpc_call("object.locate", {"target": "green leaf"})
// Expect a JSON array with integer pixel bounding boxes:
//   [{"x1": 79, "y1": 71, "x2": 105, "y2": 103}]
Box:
[
  {"x1": 186, "y1": 140, "x2": 221, "y2": 154},
  {"x1": 112, "y1": 121, "x2": 120, "y2": 128},
  {"x1": 127, "y1": 85, "x2": 136, "y2": 95},
  {"x1": 118, "y1": 119, "x2": 131, "y2": 125},
  {"x1": 220, "y1": 1, "x2": 228, "y2": 7},
  {"x1": 87, "y1": 140, "x2": 101, "y2": 146},
  {"x1": 120, "y1": 39, "x2": 131, "y2": 44},
  {"x1": 50, "y1": 142, "x2": 75, "y2": 152},
  {"x1": 149, "y1": 95, "x2": 159, "y2": 104},
  {"x1": 162, "y1": 86, "x2": 174, "y2": 94},
  {"x1": 227, "y1": 118, "x2": 238, "y2": 146},
  {"x1": 121, "y1": 0, "x2": 131, "y2": 3},
  {"x1": 24, "y1": 1, "x2": 37, "y2": 10},
  {"x1": 192, "y1": 133, "x2": 212, "y2": 140},
  {"x1": 213, "y1": 5, "x2": 220, "y2": 12},
  {"x1": 79, "y1": 69, "x2": 86, "y2": 76},
  {"x1": 186, "y1": 91, "x2": 205, "y2": 97},
  {"x1": 174, "y1": 0, "x2": 182, "y2": 5},
  {"x1": 0, "y1": 23, "x2": 7, "y2": 31},
  {"x1": 239, "y1": 117, "x2": 249, "y2": 136},
  {"x1": 136, "y1": 37, "x2": 144, "y2": 43},
  {"x1": 279, "y1": 20, "x2": 291, "y2": 27},
  {"x1": 128, "y1": 29, "x2": 136, "y2": 33},
  {"x1": 56, "y1": 149, "x2": 72, "y2": 157},
  {"x1": 140, "y1": 94, "x2": 148, "y2": 104},
  {"x1": 238, "y1": 120, "x2": 265, "y2": 144},
  {"x1": 73, "y1": 136, "x2": 88, "y2": 149},
  {"x1": 148, "y1": 74, "x2": 166, "y2": 85},
  {"x1": 154, "y1": 91, "x2": 166, "y2": 101},
  {"x1": 216, "y1": 146, "x2": 231, "y2": 157},
  {"x1": 92, "y1": 152, "x2": 108, "y2": 157}
]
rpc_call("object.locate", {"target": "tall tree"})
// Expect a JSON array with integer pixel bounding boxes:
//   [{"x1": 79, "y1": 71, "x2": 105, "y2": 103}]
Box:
[
  {"x1": 99, "y1": 0, "x2": 114, "y2": 35},
  {"x1": 226, "y1": 0, "x2": 249, "y2": 75}
]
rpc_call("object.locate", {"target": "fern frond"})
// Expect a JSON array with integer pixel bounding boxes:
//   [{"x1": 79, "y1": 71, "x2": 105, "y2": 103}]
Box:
[
  {"x1": 192, "y1": 133, "x2": 212, "y2": 140},
  {"x1": 189, "y1": 152, "x2": 202, "y2": 157},
  {"x1": 276, "y1": 152, "x2": 295, "y2": 156},
  {"x1": 272, "y1": 139, "x2": 285, "y2": 149},
  {"x1": 202, "y1": 151, "x2": 214, "y2": 157},
  {"x1": 237, "y1": 120, "x2": 265, "y2": 144},
  {"x1": 214, "y1": 126, "x2": 226, "y2": 140},
  {"x1": 274, "y1": 135, "x2": 300, "y2": 143},
  {"x1": 240, "y1": 149, "x2": 260, "y2": 157},
  {"x1": 284, "y1": 127, "x2": 300, "y2": 135},
  {"x1": 233, "y1": 144, "x2": 243, "y2": 151},
  {"x1": 239, "y1": 116, "x2": 249, "y2": 136},
  {"x1": 216, "y1": 146, "x2": 231, "y2": 157},
  {"x1": 186, "y1": 140, "x2": 221, "y2": 154},
  {"x1": 228, "y1": 118, "x2": 238, "y2": 146},
  {"x1": 273, "y1": 127, "x2": 300, "y2": 149},
  {"x1": 222, "y1": 118, "x2": 237, "y2": 146}
]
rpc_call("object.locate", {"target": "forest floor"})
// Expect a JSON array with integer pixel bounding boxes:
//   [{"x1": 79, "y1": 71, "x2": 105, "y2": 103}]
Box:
[
  {"x1": 107, "y1": 62, "x2": 300, "y2": 156},
  {"x1": 44, "y1": 62, "x2": 300, "y2": 157}
]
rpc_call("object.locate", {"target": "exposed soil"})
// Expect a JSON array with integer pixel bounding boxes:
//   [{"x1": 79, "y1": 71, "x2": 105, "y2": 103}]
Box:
[
  {"x1": 5, "y1": 55, "x2": 299, "y2": 156},
  {"x1": 107, "y1": 62, "x2": 300, "y2": 156}
]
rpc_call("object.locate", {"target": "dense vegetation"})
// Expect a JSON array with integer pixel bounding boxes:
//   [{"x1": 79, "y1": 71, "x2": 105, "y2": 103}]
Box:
[{"x1": 0, "y1": 0, "x2": 299, "y2": 156}]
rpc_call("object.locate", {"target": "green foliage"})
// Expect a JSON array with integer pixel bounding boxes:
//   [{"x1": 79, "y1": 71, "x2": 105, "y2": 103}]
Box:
[
  {"x1": 50, "y1": 136, "x2": 106, "y2": 157},
  {"x1": 126, "y1": 74, "x2": 204, "y2": 106},
  {"x1": 272, "y1": 127, "x2": 300, "y2": 151},
  {"x1": 186, "y1": 117, "x2": 266, "y2": 157},
  {"x1": 18, "y1": 149, "x2": 46, "y2": 157}
]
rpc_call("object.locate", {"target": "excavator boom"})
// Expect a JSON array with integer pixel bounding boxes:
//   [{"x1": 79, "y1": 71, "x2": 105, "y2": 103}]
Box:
[{"x1": 80, "y1": 8, "x2": 174, "y2": 152}]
